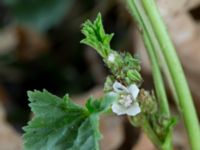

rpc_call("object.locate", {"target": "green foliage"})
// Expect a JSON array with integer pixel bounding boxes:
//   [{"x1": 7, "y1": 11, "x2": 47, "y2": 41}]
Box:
[
  {"x1": 81, "y1": 13, "x2": 142, "y2": 86},
  {"x1": 23, "y1": 90, "x2": 116, "y2": 150},
  {"x1": 3, "y1": 0, "x2": 74, "y2": 31},
  {"x1": 81, "y1": 13, "x2": 114, "y2": 58}
]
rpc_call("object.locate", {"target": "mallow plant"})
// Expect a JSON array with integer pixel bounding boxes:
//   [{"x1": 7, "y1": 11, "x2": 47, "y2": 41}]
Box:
[{"x1": 23, "y1": 0, "x2": 200, "y2": 150}]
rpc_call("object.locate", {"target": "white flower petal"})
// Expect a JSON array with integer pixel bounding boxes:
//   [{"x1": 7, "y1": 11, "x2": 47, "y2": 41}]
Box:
[
  {"x1": 126, "y1": 102, "x2": 141, "y2": 116},
  {"x1": 108, "y1": 53, "x2": 115, "y2": 63},
  {"x1": 113, "y1": 81, "x2": 128, "y2": 93},
  {"x1": 111, "y1": 102, "x2": 127, "y2": 115},
  {"x1": 128, "y1": 84, "x2": 139, "y2": 100},
  {"x1": 112, "y1": 101, "x2": 141, "y2": 116}
]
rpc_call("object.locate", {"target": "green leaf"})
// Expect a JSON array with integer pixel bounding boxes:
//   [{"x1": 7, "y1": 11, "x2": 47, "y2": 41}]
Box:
[
  {"x1": 162, "y1": 117, "x2": 177, "y2": 149},
  {"x1": 3, "y1": 0, "x2": 74, "y2": 31},
  {"x1": 81, "y1": 13, "x2": 114, "y2": 58},
  {"x1": 23, "y1": 90, "x2": 116, "y2": 150},
  {"x1": 86, "y1": 94, "x2": 117, "y2": 113}
]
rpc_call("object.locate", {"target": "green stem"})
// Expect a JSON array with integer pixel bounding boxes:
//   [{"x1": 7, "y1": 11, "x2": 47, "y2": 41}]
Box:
[
  {"x1": 127, "y1": 1, "x2": 172, "y2": 149},
  {"x1": 127, "y1": 0, "x2": 179, "y2": 110},
  {"x1": 142, "y1": 34, "x2": 172, "y2": 150},
  {"x1": 141, "y1": 0, "x2": 200, "y2": 149},
  {"x1": 136, "y1": 3, "x2": 179, "y2": 109},
  {"x1": 141, "y1": 118, "x2": 163, "y2": 150},
  {"x1": 131, "y1": 0, "x2": 170, "y2": 117},
  {"x1": 144, "y1": 33, "x2": 170, "y2": 116}
]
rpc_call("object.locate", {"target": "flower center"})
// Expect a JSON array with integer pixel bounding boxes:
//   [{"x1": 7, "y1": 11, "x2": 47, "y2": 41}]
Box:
[{"x1": 119, "y1": 94, "x2": 133, "y2": 108}]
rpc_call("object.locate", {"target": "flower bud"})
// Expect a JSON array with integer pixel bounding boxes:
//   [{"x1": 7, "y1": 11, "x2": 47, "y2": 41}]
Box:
[{"x1": 138, "y1": 89, "x2": 157, "y2": 114}]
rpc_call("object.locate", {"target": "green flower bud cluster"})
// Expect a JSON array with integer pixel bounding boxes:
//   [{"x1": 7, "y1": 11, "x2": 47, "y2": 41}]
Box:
[
  {"x1": 138, "y1": 89, "x2": 157, "y2": 114},
  {"x1": 104, "y1": 52, "x2": 142, "y2": 86},
  {"x1": 130, "y1": 89, "x2": 177, "y2": 143},
  {"x1": 81, "y1": 13, "x2": 142, "y2": 87},
  {"x1": 129, "y1": 89, "x2": 158, "y2": 127}
]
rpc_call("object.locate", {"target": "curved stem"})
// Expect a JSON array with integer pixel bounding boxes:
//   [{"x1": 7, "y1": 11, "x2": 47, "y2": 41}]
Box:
[
  {"x1": 135, "y1": 0, "x2": 170, "y2": 117},
  {"x1": 141, "y1": 0, "x2": 200, "y2": 149},
  {"x1": 127, "y1": 1, "x2": 172, "y2": 149},
  {"x1": 127, "y1": 0, "x2": 170, "y2": 117}
]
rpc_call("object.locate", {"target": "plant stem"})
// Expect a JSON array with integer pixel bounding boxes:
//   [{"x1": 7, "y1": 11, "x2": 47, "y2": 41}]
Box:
[
  {"x1": 127, "y1": 1, "x2": 172, "y2": 149},
  {"x1": 141, "y1": 0, "x2": 200, "y2": 149},
  {"x1": 142, "y1": 118, "x2": 163, "y2": 150},
  {"x1": 130, "y1": 0, "x2": 170, "y2": 117}
]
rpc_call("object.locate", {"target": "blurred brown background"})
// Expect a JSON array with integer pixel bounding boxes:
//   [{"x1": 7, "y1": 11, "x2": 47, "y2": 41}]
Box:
[{"x1": 0, "y1": 0, "x2": 200, "y2": 149}]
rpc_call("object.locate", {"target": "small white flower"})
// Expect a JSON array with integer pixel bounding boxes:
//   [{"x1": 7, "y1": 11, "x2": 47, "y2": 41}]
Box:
[
  {"x1": 111, "y1": 81, "x2": 141, "y2": 116},
  {"x1": 108, "y1": 53, "x2": 116, "y2": 63}
]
